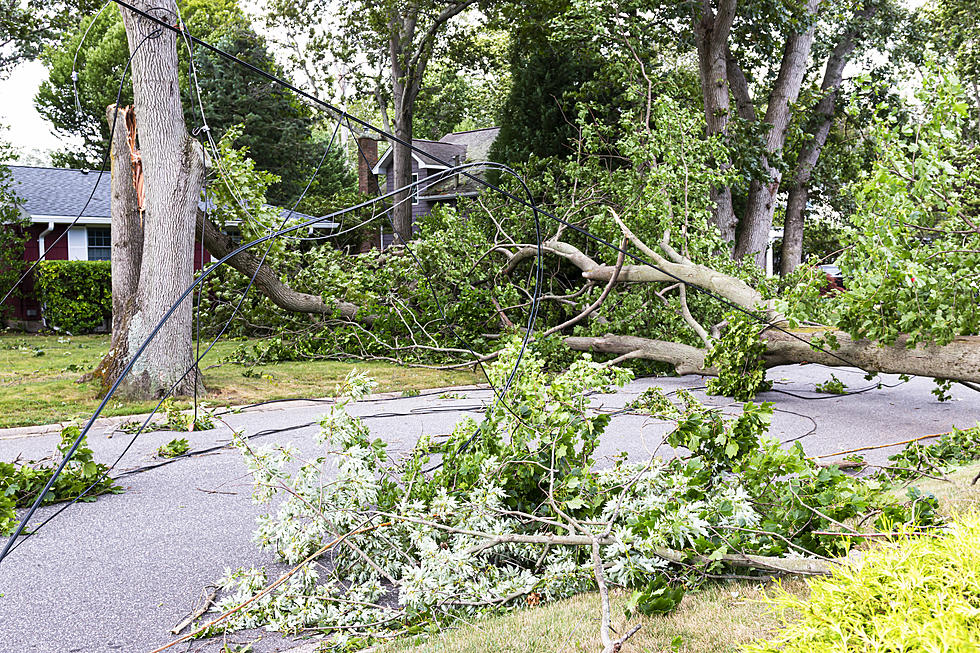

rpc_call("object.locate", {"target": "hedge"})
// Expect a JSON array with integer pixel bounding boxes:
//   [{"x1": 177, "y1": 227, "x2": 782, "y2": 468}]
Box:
[{"x1": 35, "y1": 260, "x2": 112, "y2": 334}]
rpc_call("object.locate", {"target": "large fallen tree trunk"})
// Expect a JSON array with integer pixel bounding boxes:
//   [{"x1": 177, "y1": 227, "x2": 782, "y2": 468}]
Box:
[
  {"x1": 565, "y1": 331, "x2": 980, "y2": 384},
  {"x1": 507, "y1": 220, "x2": 980, "y2": 384}
]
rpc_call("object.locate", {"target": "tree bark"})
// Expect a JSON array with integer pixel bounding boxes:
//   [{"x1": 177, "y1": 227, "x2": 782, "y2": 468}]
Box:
[
  {"x1": 88, "y1": 105, "x2": 143, "y2": 387},
  {"x1": 195, "y1": 210, "x2": 363, "y2": 320},
  {"x1": 389, "y1": 9, "x2": 418, "y2": 243},
  {"x1": 693, "y1": 0, "x2": 738, "y2": 243},
  {"x1": 733, "y1": 0, "x2": 819, "y2": 266},
  {"x1": 780, "y1": 5, "x2": 874, "y2": 275},
  {"x1": 113, "y1": 0, "x2": 203, "y2": 398},
  {"x1": 565, "y1": 331, "x2": 980, "y2": 384}
]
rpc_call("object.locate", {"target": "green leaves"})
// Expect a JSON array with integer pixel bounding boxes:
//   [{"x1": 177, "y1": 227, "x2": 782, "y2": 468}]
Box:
[
  {"x1": 704, "y1": 311, "x2": 773, "y2": 401},
  {"x1": 625, "y1": 575, "x2": 685, "y2": 618},
  {"x1": 34, "y1": 261, "x2": 111, "y2": 334},
  {"x1": 0, "y1": 423, "x2": 121, "y2": 534}
]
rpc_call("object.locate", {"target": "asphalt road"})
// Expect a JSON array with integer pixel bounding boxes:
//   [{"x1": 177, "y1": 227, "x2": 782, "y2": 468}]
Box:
[{"x1": 0, "y1": 365, "x2": 976, "y2": 653}]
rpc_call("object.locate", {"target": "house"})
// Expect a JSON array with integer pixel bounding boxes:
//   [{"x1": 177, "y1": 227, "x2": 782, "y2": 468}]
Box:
[
  {"x1": 362, "y1": 127, "x2": 499, "y2": 247},
  {"x1": 2, "y1": 165, "x2": 334, "y2": 326}
]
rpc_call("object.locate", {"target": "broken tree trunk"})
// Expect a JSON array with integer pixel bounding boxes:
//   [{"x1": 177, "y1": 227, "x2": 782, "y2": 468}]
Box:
[
  {"x1": 103, "y1": 0, "x2": 204, "y2": 399},
  {"x1": 565, "y1": 330, "x2": 980, "y2": 384}
]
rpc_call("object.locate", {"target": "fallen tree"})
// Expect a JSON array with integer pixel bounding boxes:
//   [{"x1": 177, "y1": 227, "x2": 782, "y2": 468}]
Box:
[
  {"x1": 174, "y1": 346, "x2": 937, "y2": 649},
  {"x1": 499, "y1": 221, "x2": 980, "y2": 385}
]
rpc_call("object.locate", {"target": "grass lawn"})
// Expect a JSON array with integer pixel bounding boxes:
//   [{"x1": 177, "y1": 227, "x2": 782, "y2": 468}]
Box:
[
  {"x1": 0, "y1": 332, "x2": 482, "y2": 429},
  {"x1": 383, "y1": 579, "x2": 808, "y2": 653}
]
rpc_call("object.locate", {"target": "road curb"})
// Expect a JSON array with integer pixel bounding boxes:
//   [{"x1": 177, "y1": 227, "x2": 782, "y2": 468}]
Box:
[{"x1": 0, "y1": 383, "x2": 491, "y2": 441}]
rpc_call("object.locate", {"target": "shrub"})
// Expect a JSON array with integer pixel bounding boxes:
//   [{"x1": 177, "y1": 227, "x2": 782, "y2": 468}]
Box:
[
  {"x1": 34, "y1": 260, "x2": 112, "y2": 333},
  {"x1": 744, "y1": 511, "x2": 980, "y2": 652}
]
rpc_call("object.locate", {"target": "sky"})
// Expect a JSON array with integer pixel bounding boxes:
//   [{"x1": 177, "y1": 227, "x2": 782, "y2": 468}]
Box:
[{"x1": 0, "y1": 60, "x2": 67, "y2": 163}]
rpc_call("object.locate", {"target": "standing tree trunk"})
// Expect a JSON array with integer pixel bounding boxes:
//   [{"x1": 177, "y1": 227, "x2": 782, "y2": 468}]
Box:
[
  {"x1": 733, "y1": 0, "x2": 819, "y2": 266},
  {"x1": 100, "y1": 0, "x2": 205, "y2": 398},
  {"x1": 780, "y1": 4, "x2": 874, "y2": 275},
  {"x1": 383, "y1": 0, "x2": 477, "y2": 244},
  {"x1": 693, "y1": 0, "x2": 738, "y2": 243},
  {"x1": 389, "y1": 9, "x2": 418, "y2": 243}
]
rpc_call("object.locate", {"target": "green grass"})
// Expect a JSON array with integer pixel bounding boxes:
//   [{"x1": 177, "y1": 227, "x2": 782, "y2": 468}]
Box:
[
  {"x1": 0, "y1": 333, "x2": 482, "y2": 429},
  {"x1": 383, "y1": 580, "x2": 808, "y2": 653}
]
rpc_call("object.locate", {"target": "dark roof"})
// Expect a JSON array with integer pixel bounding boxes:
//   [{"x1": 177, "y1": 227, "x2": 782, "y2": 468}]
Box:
[
  {"x1": 373, "y1": 139, "x2": 466, "y2": 173},
  {"x1": 9, "y1": 166, "x2": 111, "y2": 218},
  {"x1": 372, "y1": 128, "x2": 501, "y2": 175},
  {"x1": 7, "y1": 165, "x2": 330, "y2": 226}
]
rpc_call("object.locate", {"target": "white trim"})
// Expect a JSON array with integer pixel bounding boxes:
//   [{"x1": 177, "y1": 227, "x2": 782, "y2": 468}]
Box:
[
  {"x1": 67, "y1": 227, "x2": 88, "y2": 261},
  {"x1": 37, "y1": 222, "x2": 55, "y2": 261},
  {"x1": 371, "y1": 147, "x2": 449, "y2": 175},
  {"x1": 28, "y1": 214, "x2": 111, "y2": 225}
]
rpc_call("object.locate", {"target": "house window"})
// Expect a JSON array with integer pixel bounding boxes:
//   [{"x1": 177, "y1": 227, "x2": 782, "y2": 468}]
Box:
[
  {"x1": 221, "y1": 226, "x2": 243, "y2": 245},
  {"x1": 412, "y1": 173, "x2": 419, "y2": 205},
  {"x1": 87, "y1": 227, "x2": 111, "y2": 261}
]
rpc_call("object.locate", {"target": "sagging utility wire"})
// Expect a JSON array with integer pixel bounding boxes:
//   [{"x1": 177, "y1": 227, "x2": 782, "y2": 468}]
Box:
[{"x1": 0, "y1": 160, "x2": 544, "y2": 564}]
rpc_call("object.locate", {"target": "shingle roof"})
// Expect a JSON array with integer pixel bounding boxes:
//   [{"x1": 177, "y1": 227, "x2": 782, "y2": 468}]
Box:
[
  {"x1": 9, "y1": 166, "x2": 112, "y2": 218},
  {"x1": 372, "y1": 138, "x2": 467, "y2": 173},
  {"x1": 439, "y1": 127, "x2": 500, "y2": 162},
  {"x1": 7, "y1": 165, "x2": 330, "y2": 227}
]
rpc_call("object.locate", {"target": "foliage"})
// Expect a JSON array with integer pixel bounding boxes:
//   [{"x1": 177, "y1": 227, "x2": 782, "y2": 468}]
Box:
[
  {"x1": 207, "y1": 346, "x2": 935, "y2": 646},
  {"x1": 34, "y1": 260, "x2": 111, "y2": 334},
  {"x1": 189, "y1": 26, "x2": 351, "y2": 205},
  {"x1": 704, "y1": 312, "x2": 772, "y2": 401},
  {"x1": 157, "y1": 437, "x2": 191, "y2": 458},
  {"x1": 33, "y1": 0, "x2": 350, "y2": 203},
  {"x1": 883, "y1": 424, "x2": 980, "y2": 481},
  {"x1": 0, "y1": 0, "x2": 103, "y2": 77},
  {"x1": 0, "y1": 131, "x2": 28, "y2": 318},
  {"x1": 927, "y1": 0, "x2": 980, "y2": 139},
  {"x1": 0, "y1": 423, "x2": 120, "y2": 535},
  {"x1": 412, "y1": 30, "x2": 510, "y2": 140},
  {"x1": 833, "y1": 66, "x2": 980, "y2": 348},
  {"x1": 743, "y1": 511, "x2": 980, "y2": 653},
  {"x1": 35, "y1": 0, "x2": 247, "y2": 167},
  {"x1": 162, "y1": 397, "x2": 215, "y2": 432},
  {"x1": 814, "y1": 374, "x2": 847, "y2": 395}
]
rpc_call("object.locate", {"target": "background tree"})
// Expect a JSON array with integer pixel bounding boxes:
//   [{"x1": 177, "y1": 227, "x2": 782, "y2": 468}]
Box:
[
  {"x1": 0, "y1": 128, "x2": 28, "y2": 318},
  {"x1": 35, "y1": 0, "x2": 349, "y2": 208},
  {"x1": 0, "y1": 0, "x2": 103, "y2": 75},
  {"x1": 188, "y1": 26, "x2": 350, "y2": 205},
  {"x1": 264, "y1": 0, "x2": 499, "y2": 241},
  {"x1": 927, "y1": 0, "x2": 980, "y2": 140},
  {"x1": 36, "y1": 0, "x2": 243, "y2": 167}
]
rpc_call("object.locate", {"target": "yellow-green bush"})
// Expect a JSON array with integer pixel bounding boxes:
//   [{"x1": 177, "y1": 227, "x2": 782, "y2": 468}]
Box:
[{"x1": 744, "y1": 512, "x2": 980, "y2": 652}]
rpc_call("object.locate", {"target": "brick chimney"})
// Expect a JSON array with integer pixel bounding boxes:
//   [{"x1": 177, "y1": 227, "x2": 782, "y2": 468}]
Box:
[{"x1": 356, "y1": 135, "x2": 379, "y2": 195}]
